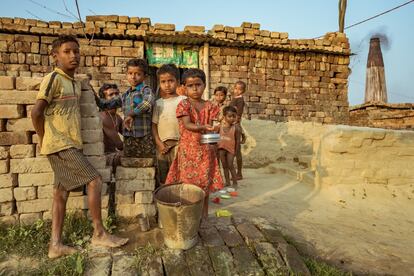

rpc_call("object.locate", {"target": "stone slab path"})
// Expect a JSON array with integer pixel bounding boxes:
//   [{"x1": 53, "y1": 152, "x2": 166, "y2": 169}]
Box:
[{"x1": 85, "y1": 216, "x2": 310, "y2": 276}]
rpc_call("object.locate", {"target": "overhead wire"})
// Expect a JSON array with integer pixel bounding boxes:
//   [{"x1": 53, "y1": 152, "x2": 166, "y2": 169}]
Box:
[
  {"x1": 314, "y1": 0, "x2": 414, "y2": 38},
  {"x1": 27, "y1": 0, "x2": 78, "y2": 20},
  {"x1": 25, "y1": 10, "x2": 43, "y2": 21}
]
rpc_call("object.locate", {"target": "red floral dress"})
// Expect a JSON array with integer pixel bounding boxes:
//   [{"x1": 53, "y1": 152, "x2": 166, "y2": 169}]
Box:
[{"x1": 165, "y1": 99, "x2": 224, "y2": 192}]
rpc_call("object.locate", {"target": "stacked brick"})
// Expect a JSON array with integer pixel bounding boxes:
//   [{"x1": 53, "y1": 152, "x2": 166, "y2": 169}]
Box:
[
  {"x1": 209, "y1": 22, "x2": 288, "y2": 45},
  {"x1": 0, "y1": 16, "x2": 152, "y2": 37},
  {"x1": 349, "y1": 103, "x2": 414, "y2": 130},
  {"x1": 0, "y1": 32, "x2": 144, "y2": 94},
  {"x1": 315, "y1": 125, "x2": 414, "y2": 186},
  {"x1": 0, "y1": 76, "x2": 112, "y2": 224},
  {"x1": 209, "y1": 23, "x2": 349, "y2": 55},
  {"x1": 114, "y1": 158, "x2": 156, "y2": 218},
  {"x1": 84, "y1": 15, "x2": 152, "y2": 37},
  {"x1": 208, "y1": 35, "x2": 350, "y2": 123},
  {"x1": 1, "y1": 15, "x2": 351, "y2": 124}
]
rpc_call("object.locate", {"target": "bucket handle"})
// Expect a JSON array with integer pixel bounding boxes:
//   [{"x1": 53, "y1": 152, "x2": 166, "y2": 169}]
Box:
[{"x1": 154, "y1": 182, "x2": 184, "y2": 207}]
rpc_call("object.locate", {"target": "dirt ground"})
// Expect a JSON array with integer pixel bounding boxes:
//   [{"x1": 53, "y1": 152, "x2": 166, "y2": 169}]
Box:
[{"x1": 209, "y1": 166, "x2": 414, "y2": 276}]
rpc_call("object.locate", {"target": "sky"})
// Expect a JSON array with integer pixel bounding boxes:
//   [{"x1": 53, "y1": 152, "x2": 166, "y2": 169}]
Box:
[{"x1": 1, "y1": 0, "x2": 413, "y2": 105}]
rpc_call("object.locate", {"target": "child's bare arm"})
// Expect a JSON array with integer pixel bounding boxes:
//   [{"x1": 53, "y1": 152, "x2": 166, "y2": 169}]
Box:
[
  {"x1": 181, "y1": 116, "x2": 212, "y2": 132},
  {"x1": 152, "y1": 122, "x2": 167, "y2": 153},
  {"x1": 235, "y1": 99, "x2": 245, "y2": 123},
  {"x1": 101, "y1": 114, "x2": 123, "y2": 150},
  {"x1": 31, "y1": 99, "x2": 48, "y2": 148},
  {"x1": 235, "y1": 125, "x2": 241, "y2": 149},
  {"x1": 123, "y1": 116, "x2": 133, "y2": 131},
  {"x1": 94, "y1": 92, "x2": 122, "y2": 111}
]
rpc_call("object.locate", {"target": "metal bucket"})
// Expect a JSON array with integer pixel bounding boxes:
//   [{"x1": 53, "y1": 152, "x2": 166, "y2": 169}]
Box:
[{"x1": 154, "y1": 183, "x2": 205, "y2": 250}]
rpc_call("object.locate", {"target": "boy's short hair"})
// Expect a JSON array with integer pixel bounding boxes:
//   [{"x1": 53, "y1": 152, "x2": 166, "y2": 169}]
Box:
[
  {"x1": 182, "y1": 68, "x2": 206, "y2": 85},
  {"x1": 51, "y1": 35, "x2": 79, "y2": 54},
  {"x1": 235, "y1": 80, "x2": 247, "y2": 92},
  {"x1": 157, "y1": 64, "x2": 180, "y2": 81},
  {"x1": 126, "y1": 58, "x2": 148, "y2": 74},
  {"x1": 214, "y1": 86, "x2": 228, "y2": 96},
  {"x1": 223, "y1": 105, "x2": 237, "y2": 116},
  {"x1": 98, "y1": 83, "x2": 118, "y2": 99}
]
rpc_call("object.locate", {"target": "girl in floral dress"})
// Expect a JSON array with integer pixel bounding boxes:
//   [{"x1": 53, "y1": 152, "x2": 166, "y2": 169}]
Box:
[{"x1": 165, "y1": 69, "x2": 224, "y2": 217}]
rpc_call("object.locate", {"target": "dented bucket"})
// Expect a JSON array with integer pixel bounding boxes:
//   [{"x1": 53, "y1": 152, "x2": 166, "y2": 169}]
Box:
[{"x1": 154, "y1": 183, "x2": 205, "y2": 250}]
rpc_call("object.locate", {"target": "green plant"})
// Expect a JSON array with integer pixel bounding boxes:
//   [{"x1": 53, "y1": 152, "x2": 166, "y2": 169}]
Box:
[
  {"x1": 62, "y1": 212, "x2": 93, "y2": 247},
  {"x1": 0, "y1": 219, "x2": 51, "y2": 259},
  {"x1": 103, "y1": 215, "x2": 117, "y2": 234},
  {"x1": 304, "y1": 257, "x2": 352, "y2": 276},
  {"x1": 132, "y1": 243, "x2": 163, "y2": 271},
  {"x1": 26, "y1": 252, "x2": 87, "y2": 276},
  {"x1": 0, "y1": 212, "x2": 94, "y2": 260}
]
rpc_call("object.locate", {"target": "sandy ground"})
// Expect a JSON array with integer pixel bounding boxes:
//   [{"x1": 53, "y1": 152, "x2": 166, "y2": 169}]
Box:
[{"x1": 209, "y1": 166, "x2": 414, "y2": 276}]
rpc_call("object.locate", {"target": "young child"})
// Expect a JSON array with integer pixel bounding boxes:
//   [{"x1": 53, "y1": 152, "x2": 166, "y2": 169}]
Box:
[
  {"x1": 217, "y1": 106, "x2": 241, "y2": 188},
  {"x1": 96, "y1": 59, "x2": 155, "y2": 158},
  {"x1": 230, "y1": 81, "x2": 247, "y2": 180},
  {"x1": 211, "y1": 86, "x2": 227, "y2": 123},
  {"x1": 152, "y1": 64, "x2": 186, "y2": 184},
  {"x1": 165, "y1": 68, "x2": 223, "y2": 217},
  {"x1": 176, "y1": 83, "x2": 186, "y2": 97},
  {"x1": 31, "y1": 35, "x2": 128, "y2": 259}
]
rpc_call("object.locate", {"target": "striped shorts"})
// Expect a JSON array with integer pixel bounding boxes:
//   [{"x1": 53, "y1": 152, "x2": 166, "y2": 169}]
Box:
[{"x1": 47, "y1": 147, "x2": 101, "y2": 191}]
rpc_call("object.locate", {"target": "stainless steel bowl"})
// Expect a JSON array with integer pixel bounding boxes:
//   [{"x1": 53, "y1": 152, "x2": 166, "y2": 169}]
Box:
[{"x1": 200, "y1": 133, "x2": 220, "y2": 144}]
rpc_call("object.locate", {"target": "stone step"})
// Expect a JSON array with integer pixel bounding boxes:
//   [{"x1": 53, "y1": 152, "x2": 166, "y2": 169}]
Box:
[{"x1": 81, "y1": 216, "x2": 313, "y2": 276}]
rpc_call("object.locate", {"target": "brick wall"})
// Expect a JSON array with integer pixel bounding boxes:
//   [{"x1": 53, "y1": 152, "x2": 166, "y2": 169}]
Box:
[
  {"x1": 349, "y1": 103, "x2": 414, "y2": 130},
  {"x1": 0, "y1": 15, "x2": 352, "y2": 223},
  {"x1": 0, "y1": 76, "x2": 155, "y2": 224},
  {"x1": 314, "y1": 125, "x2": 414, "y2": 186},
  {"x1": 1, "y1": 15, "x2": 351, "y2": 124},
  {"x1": 208, "y1": 45, "x2": 350, "y2": 123}
]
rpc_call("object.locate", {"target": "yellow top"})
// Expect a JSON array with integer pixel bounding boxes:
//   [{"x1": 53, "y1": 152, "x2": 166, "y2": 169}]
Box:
[{"x1": 36, "y1": 68, "x2": 82, "y2": 155}]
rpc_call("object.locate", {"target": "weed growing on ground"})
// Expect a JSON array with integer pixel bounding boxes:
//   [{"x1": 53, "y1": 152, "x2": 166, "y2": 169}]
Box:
[
  {"x1": 132, "y1": 243, "x2": 163, "y2": 272},
  {"x1": 281, "y1": 234, "x2": 352, "y2": 276},
  {"x1": 0, "y1": 212, "x2": 117, "y2": 274},
  {"x1": 0, "y1": 219, "x2": 50, "y2": 260},
  {"x1": 22, "y1": 251, "x2": 87, "y2": 276},
  {"x1": 103, "y1": 213, "x2": 117, "y2": 234},
  {"x1": 62, "y1": 211, "x2": 94, "y2": 247},
  {"x1": 304, "y1": 257, "x2": 353, "y2": 276}
]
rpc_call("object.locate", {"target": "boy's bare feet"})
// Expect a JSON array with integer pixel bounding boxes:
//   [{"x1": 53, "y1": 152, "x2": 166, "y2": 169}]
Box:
[
  {"x1": 48, "y1": 244, "x2": 78, "y2": 259},
  {"x1": 91, "y1": 232, "x2": 129, "y2": 248}
]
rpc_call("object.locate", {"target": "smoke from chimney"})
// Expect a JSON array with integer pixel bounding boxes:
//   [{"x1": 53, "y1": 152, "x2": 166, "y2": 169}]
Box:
[{"x1": 365, "y1": 37, "x2": 388, "y2": 103}]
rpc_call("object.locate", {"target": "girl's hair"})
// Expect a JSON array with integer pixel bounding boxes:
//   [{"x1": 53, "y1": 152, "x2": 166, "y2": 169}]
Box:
[
  {"x1": 182, "y1": 68, "x2": 206, "y2": 85},
  {"x1": 223, "y1": 105, "x2": 237, "y2": 116},
  {"x1": 157, "y1": 63, "x2": 180, "y2": 81},
  {"x1": 214, "y1": 86, "x2": 228, "y2": 96},
  {"x1": 126, "y1": 58, "x2": 148, "y2": 74},
  {"x1": 98, "y1": 83, "x2": 118, "y2": 99},
  {"x1": 235, "y1": 80, "x2": 246, "y2": 91},
  {"x1": 51, "y1": 35, "x2": 79, "y2": 54}
]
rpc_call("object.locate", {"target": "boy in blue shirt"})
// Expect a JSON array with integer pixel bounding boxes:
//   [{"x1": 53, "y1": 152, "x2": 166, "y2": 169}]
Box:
[{"x1": 96, "y1": 59, "x2": 155, "y2": 157}]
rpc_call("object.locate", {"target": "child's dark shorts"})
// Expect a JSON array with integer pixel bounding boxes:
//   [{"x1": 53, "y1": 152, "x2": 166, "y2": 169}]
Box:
[
  {"x1": 124, "y1": 134, "x2": 155, "y2": 158},
  {"x1": 47, "y1": 147, "x2": 100, "y2": 191}
]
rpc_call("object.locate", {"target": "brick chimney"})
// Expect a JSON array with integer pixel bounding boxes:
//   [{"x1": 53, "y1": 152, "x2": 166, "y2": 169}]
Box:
[{"x1": 365, "y1": 37, "x2": 387, "y2": 103}]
